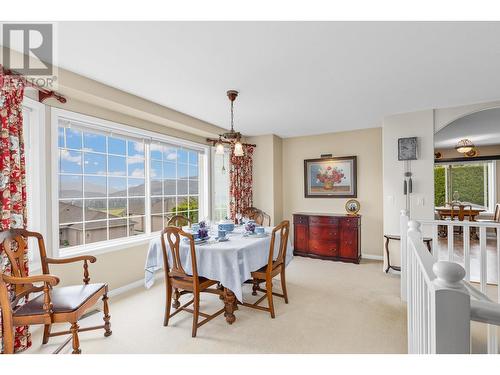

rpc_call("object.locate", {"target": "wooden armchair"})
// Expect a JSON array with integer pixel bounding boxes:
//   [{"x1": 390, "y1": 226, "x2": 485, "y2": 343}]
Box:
[
  {"x1": 167, "y1": 215, "x2": 192, "y2": 228},
  {"x1": 242, "y1": 220, "x2": 290, "y2": 318},
  {"x1": 0, "y1": 229, "x2": 111, "y2": 354},
  {"x1": 160, "y1": 226, "x2": 224, "y2": 337}
]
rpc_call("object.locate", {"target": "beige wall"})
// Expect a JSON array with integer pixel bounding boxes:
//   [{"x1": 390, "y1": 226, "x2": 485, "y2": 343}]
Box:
[
  {"x1": 248, "y1": 134, "x2": 284, "y2": 225},
  {"x1": 280, "y1": 128, "x2": 383, "y2": 257},
  {"x1": 382, "y1": 110, "x2": 436, "y2": 239}
]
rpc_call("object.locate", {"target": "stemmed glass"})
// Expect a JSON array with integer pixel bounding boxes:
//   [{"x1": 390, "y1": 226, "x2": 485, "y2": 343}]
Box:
[{"x1": 236, "y1": 212, "x2": 242, "y2": 225}]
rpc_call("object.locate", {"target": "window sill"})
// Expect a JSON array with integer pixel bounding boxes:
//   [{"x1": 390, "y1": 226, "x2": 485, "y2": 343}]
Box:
[{"x1": 56, "y1": 233, "x2": 160, "y2": 258}]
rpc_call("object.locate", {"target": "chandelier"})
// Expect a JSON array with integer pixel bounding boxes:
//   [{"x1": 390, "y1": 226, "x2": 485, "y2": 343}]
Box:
[
  {"x1": 209, "y1": 90, "x2": 246, "y2": 157},
  {"x1": 455, "y1": 139, "x2": 475, "y2": 154}
]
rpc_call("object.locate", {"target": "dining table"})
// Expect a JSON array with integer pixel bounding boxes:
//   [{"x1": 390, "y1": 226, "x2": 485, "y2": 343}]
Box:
[
  {"x1": 144, "y1": 224, "x2": 293, "y2": 324},
  {"x1": 435, "y1": 205, "x2": 485, "y2": 221},
  {"x1": 435, "y1": 205, "x2": 486, "y2": 239}
]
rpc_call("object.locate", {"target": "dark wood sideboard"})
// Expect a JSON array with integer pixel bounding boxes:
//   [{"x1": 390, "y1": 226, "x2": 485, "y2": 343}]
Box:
[{"x1": 293, "y1": 213, "x2": 361, "y2": 263}]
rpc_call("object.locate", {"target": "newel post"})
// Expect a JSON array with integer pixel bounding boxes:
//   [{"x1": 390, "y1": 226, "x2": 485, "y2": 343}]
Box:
[
  {"x1": 400, "y1": 210, "x2": 409, "y2": 301},
  {"x1": 431, "y1": 261, "x2": 470, "y2": 354}
]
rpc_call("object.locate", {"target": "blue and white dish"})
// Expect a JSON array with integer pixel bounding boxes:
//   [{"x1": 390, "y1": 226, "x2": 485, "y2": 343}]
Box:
[
  {"x1": 243, "y1": 231, "x2": 268, "y2": 238},
  {"x1": 218, "y1": 220, "x2": 235, "y2": 233},
  {"x1": 254, "y1": 226, "x2": 265, "y2": 234}
]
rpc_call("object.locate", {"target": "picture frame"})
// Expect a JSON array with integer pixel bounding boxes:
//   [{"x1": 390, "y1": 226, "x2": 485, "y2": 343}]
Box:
[
  {"x1": 304, "y1": 156, "x2": 357, "y2": 198},
  {"x1": 398, "y1": 137, "x2": 418, "y2": 161}
]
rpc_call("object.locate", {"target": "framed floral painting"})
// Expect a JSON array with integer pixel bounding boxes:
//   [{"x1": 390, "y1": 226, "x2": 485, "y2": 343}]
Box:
[{"x1": 304, "y1": 156, "x2": 357, "y2": 198}]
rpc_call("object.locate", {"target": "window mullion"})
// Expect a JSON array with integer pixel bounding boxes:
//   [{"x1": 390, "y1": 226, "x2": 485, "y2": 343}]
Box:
[{"x1": 145, "y1": 140, "x2": 152, "y2": 234}]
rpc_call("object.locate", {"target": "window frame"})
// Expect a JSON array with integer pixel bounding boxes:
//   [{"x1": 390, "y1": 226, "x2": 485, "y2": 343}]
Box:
[
  {"x1": 211, "y1": 146, "x2": 230, "y2": 221},
  {"x1": 51, "y1": 108, "x2": 210, "y2": 257},
  {"x1": 22, "y1": 96, "x2": 47, "y2": 271}
]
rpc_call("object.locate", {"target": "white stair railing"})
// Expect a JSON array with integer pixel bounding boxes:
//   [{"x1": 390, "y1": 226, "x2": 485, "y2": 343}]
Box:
[{"x1": 405, "y1": 219, "x2": 500, "y2": 354}]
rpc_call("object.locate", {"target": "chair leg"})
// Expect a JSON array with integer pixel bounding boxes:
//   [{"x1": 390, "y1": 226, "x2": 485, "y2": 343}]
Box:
[
  {"x1": 3, "y1": 326, "x2": 14, "y2": 354},
  {"x1": 102, "y1": 294, "x2": 112, "y2": 337},
  {"x1": 164, "y1": 285, "x2": 172, "y2": 326},
  {"x1": 192, "y1": 293, "x2": 200, "y2": 338},
  {"x1": 42, "y1": 324, "x2": 52, "y2": 344},
  {"x1": 266, "y1": 279, "x2": 275, "y2": 318},
  {"x1": 280, "y1": 269, "x2": 289, "y2": 304},
  {"x1": 70, "y1": 322, "x2": 81, "y2": 354},
  {"x1": 252, "y1": 279, "x2": 259, "y2": 296},
  {"x1": 172, "y1": 288, "x2": 181, "y2": 309}
]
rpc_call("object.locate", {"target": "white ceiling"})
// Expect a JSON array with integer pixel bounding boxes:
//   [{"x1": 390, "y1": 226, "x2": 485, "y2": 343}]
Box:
[
  {"x1": 56, "y1": 21, "x2": 500, "y2": 138},
  {"x1": 434, "y1": 108, "x2": 500, "y2": 148}
]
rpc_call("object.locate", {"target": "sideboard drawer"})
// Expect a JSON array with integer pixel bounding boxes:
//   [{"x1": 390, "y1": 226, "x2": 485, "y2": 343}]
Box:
[
  {"x1": 309, "y1": 225, "x2": 339, "y2": 241},
  {"x1": 309, "y1": 216, "x2": 339, "y2": 225},
  {"x1": 308, "y1": 239, "x2": 339, "y2": 257},
  {"x1": 341, "y1": 217, "x2": 360, "y2": 228},
  {"x1": 293, "y1": 215, "x2": 308, "y2": 224}
]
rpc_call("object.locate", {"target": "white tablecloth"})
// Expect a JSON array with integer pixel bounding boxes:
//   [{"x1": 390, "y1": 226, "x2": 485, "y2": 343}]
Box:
[{"x1": 144, "y1": 226, "x2": 293, "y2": 301}]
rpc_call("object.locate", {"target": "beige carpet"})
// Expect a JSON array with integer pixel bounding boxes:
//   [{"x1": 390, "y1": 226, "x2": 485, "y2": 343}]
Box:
[{"x1": 26, "y1": 257, "x2": 408, "y2": 354}]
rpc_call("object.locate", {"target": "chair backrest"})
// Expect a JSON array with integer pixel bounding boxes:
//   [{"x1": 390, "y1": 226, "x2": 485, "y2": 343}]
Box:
[
  {"x1": 460, "y1": 204, "x2": 474, "y2": 221},
  {"x1": 494, "y1": 203, "x2": 500, "y2": 222},
  {"x1": 262, "y1": 212, "x2": 271, "y2": 226},
  {"x1": 449, "y1": 204, "x2": 461, "y2": 221},
  {"x1": 243, "y1": 207, "x2": 271, "y2": 226},
  {"x1": 160, "y1": 226, "x2": 199, "y2": 286},
  {"x1": 167, "y1": 215, "x2": 192, "y2": 228},
  {"x1": 266, "y1": 220, "x2": 290, "y2": 271},
  {"x1": 0, "y1": 229, "x2": 49, "y2": 295}
]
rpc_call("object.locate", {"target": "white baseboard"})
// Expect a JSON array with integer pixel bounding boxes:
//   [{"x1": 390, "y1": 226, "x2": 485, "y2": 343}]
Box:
[
  {"x1": 108, "y1": 273, "x2": 163, "y2": 298},
  {"x1": 362, "y1": 254, "x2": 384, "y2": 261}
]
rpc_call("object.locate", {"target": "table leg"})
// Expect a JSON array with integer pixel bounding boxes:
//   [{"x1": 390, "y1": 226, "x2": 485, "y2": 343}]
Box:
[
  {"x1": 223, "y1": 288, "x2": 237, "y2": 324},
  {"x1": 384, "y1": 236, "x2": 390, "y2": 273}
]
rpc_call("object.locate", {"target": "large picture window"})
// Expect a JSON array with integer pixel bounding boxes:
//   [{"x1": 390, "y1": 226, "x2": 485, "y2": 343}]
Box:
[
  {"x1": 53, "y1": 109, "x2": 206, "y2": 254},
  {"x1": 150, "y1": 141, "x2": 200, "y2": 232}
]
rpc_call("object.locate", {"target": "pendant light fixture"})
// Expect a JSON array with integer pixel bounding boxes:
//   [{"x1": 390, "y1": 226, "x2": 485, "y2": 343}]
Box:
[
  {"x1": 455, "y1": 139, "x2": 475, "y2": 154},
  {"x1": 207, "y1": 90, "x2": 256, "y2": 156}
]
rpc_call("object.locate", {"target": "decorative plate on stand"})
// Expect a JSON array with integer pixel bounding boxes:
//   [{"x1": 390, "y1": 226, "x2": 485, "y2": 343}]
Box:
[{"x1": 345, "y1": 199, "x2": 360, "y2": 216}]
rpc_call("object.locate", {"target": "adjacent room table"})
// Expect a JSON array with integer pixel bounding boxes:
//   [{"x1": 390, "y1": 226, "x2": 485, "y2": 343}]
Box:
[{"x1": 144, "y1": 225, "x2": 293, "y2": 324}]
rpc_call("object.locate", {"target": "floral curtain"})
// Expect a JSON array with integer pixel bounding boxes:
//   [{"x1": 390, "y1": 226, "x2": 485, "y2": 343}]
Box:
[
  {"x1": 229, "y1": 144, "x2": 254, "y2": 220},
  {"x1": 0, "y1": 74, "x2": 30, "y2": 353}
]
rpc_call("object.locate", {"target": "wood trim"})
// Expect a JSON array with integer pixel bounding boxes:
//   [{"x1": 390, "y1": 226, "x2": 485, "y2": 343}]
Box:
[{"x1": 435, "y1": 154, "x2": 500, "y2": 163}]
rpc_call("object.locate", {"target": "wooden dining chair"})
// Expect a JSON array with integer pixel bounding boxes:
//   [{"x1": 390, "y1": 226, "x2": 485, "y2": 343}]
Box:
[
  {"x1": 242, "y1": 220, "x2": 290, "y2": 318},
  {"x1": 262, "y1": 212, "x2": 271, "y2": 226},
  {"x1": 477, "y1": 203, "x2": 500, "y2": 233},
  {"x1": 0, "y1": 229, "x2": 111, "y2": 354},
  {"x1": 167, "y1": 214, "x2": 192, "y2": 228},
  {"x1": 243, "y1": 207, "x2": 271, "y2": 226},
  {"x1": 160, "y1": 226, "x2": 225, "y2": 337}
]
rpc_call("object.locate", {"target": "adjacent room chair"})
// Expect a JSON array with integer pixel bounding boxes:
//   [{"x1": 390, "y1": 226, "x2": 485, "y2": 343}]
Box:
[
  {"x1": 160, "y1": 226, "x2": 224, "y2": 337},
  {"x1": 243, "y1": 220, "x2": 290, "y2": 318},
  {"x1": 477, "y1": 203, "x2": 500, "y2": 233},
  {"x1": 167, "y1": 215, "x2": 192, "y2": 228},
  {"x1": 0, "y1": 229, "x2": 111, "y2": 354}
]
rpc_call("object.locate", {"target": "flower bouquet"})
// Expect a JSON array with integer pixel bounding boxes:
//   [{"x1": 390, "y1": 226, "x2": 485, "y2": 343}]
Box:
[
  {"x1": 197, "y1": 221, "x2": 209, "y2": 240},
  {"x1": 316, "y1": 166, "x2": 345, "y2": 190},
  {"x1": 245, "y1": 221, "x2": 256, "y2": 234}
]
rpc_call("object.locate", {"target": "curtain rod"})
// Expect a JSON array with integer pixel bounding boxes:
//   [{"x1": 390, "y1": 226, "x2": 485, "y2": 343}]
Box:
[
  {"x1": 206, "y1": 138, "x2": 257, "y2": 147},
  {"x1": 0, "y1": 65, "x2": 67, "y2": 104}
]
